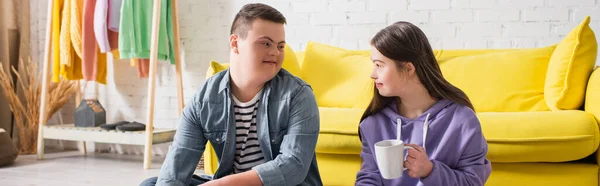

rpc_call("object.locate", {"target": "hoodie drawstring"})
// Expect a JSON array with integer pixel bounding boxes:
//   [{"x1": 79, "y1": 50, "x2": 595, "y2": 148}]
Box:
[
  {"x1": 423, "y1": 113, "x2": 430, "y2": 150},
  {"x1": 396, "y1": 113, "x2": 431, "y2": 150},
  {"x1": 397, "y1": 118, "x2": 402, "y2": 141}
]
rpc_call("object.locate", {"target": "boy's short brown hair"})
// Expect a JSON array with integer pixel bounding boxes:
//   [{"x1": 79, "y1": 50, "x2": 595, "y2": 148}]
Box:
[{"x1": 230, "y1": 3, "x2": 287, "y2": 39}]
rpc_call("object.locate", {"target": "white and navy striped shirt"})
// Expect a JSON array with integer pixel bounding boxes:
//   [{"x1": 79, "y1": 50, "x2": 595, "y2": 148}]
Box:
[{"x1": 232, "y1": 91, "x2": 265, "y2": 173}]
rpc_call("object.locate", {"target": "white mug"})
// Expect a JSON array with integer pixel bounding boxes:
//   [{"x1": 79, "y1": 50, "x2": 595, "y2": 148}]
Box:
[{"x1": 374, "y1": 139, "x2": 414, "y2": 179}]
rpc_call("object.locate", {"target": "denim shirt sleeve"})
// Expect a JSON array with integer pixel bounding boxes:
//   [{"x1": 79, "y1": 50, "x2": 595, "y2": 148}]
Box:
[
  {"x1": 156, "y1": 94, "x2": 206, "y2": 186},
  {"x1": 251, "y1": 86, "x2": 320, "y2": 186}
]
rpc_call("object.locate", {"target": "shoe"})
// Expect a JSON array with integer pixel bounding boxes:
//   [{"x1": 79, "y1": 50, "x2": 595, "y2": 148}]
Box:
[
  {"x1": 115, "y1": 121, "x2": 151, "y2": 132},
  {"x1": 99, "y1": 121, "x2": 129, "y2": 130}
]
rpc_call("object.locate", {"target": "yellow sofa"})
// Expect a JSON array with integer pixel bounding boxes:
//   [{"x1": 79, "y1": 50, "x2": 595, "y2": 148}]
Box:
[{"x1": 203, "y1": 17, "x2": 600, "y2": 186}]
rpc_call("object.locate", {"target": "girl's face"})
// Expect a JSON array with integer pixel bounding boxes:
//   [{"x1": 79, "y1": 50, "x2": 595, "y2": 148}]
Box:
[{"x1": 369, "y1": 46, "x2": 413, "y2": 97}]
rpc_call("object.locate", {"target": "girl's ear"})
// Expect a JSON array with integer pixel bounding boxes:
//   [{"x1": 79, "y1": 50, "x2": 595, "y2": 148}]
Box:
[{"x1": 405, "y1": 62, "x2": 416, "y2": 75}]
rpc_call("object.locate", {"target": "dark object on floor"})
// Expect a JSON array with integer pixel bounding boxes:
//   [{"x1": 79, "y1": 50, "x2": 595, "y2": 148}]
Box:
[
  {"x1": 0, "y1": 128, "x2": 17, "y2": 166},
  {"x1": 116, "y1": 122, "x2": 150, "y2": 132},
  {"x1": 99, "y1": 121, "x2": 129, "y2": 130},
  {"x1": 74, "y1": 99, "x2": 106, "y2": 127}
]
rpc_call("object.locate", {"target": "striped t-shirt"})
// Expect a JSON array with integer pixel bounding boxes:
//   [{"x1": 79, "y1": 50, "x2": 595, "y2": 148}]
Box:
[{"x1": 232, "y1": 91, "x2": 265, "y2": 173}]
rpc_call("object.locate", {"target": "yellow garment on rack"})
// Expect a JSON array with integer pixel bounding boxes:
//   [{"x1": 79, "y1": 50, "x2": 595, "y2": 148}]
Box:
[
  {"x1": 48, "y1": 0, "x2": 125, "y2": 83},
  {"x1": 97, "y1": 48, "x2": 107, "y2": 84},
  {"x1": 111, "y1": 49, "x2": 120, "y2": 59},
  {"x1": 70, "y1": 0, "x2": 84, "y2": 58},
  {"x1": 58, "y1": 0, "x2": 72, "y2": 67},
  {"x1": 59, "y1": 52, "x2": 83, "y2": 80},
  {"x1": 51, "y1": 0, "x2": 62, "y2": 82},
  {"x1": 52, "y1": 0, "x2": 83, "y2": 82}
]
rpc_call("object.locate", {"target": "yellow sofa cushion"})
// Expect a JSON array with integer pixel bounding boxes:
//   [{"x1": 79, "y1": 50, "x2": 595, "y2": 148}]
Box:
[
  {"x1": 316, "y1": 107, "x2": 363, "y2": 154},
  {"x1": 280, "y1": 44, "x2": 301, "y2": 76},
  {"x1": 545, "y1": 16, "x2": 598, "y2": 111},
  {"x1": 295, "y1": 51, "x2": 305, "y2": 68},
  {"x1": 481, "y1": 110, "x2": 599, "y2": 162},
  {"x1": 315, "y1": 153, "x2": 361, "y2": 186},
  {"x1": 436, "y1": 48, "x2": 517, "y2": 59},
  {"x1": 314, "y1": 108, "x2": 600, "y2": 163},
  {"x1": 438, "y1": 45, "x2": 556, "y2": 112},
  {"x1": 300, "y1": 41, "x2": 373, "y2": 108},
  {"x1": 487, "y1": 163, "x2": 598, "y2": 186},
  {"x1": 205, "y1": 61, "x2": 229, "y2": 79}
]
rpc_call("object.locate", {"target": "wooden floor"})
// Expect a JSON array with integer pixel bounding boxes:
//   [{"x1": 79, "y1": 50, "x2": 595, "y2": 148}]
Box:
[{"x1": 0, "y1": 151, "x2": 205, "y2": 186}]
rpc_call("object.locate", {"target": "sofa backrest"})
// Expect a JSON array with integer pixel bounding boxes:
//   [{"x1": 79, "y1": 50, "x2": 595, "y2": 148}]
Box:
[
  {"x1": 207, "y1": 16, "x2": 597, "y2": 112},
  {"x1": 436, "y1": 46, "x2": 556, "y2": 112},
  {"x1": 296, "y1": 17, "x2": 596, "y2": 112},
  {"x1": 298, "y1": 42, "x2": 373, "y2": 109},
  {"x1": 297, "y1": 42, "x2": 556, "y2": 112}
]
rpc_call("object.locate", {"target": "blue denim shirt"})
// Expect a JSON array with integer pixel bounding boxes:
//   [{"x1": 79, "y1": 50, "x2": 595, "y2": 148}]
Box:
[{"x1": 157, "y1": 69, "x2": 323, "y2": 186}]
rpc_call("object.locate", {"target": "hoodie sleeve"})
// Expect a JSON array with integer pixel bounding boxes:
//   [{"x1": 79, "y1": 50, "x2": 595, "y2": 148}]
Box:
[
  {"x1": 420, "y1": 115, "x2": 492, "y2": 186},
  {"x1": 355, "y1": 127, "x2": 383, "y2": 186}
]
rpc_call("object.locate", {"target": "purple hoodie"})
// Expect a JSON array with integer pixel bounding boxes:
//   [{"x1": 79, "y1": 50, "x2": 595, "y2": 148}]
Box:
[{"x1": 356, "y1": 99, "x2": 492, "y2": 186}]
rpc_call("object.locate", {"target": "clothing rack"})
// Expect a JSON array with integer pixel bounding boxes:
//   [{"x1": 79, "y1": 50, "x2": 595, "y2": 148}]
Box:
[{"x1": 37, "y1": 0, "x2": 184, "y2": 169}]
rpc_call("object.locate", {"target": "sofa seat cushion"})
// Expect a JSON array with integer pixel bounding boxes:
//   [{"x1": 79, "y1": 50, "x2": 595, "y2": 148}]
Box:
[
  {"x1": 481, "y1": 110, "x2": 599, "y2": 163},
  {"x1": 316, "y1": 107, "x2": 362, "y2": 154},
  {"x1": 486, "y1": 162, "x2": 598, "y2": 186}
]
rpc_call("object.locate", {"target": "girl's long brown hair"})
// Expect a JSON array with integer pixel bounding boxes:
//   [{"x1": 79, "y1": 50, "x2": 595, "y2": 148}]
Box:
[{"x1": 360, "y1": 21, "x2": 474, "y2": 124}]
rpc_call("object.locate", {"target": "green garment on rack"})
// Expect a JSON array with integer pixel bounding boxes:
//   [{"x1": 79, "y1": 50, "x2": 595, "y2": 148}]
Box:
[{"x1": 118, "y1": 0, "x2": 175, "y2": 64}]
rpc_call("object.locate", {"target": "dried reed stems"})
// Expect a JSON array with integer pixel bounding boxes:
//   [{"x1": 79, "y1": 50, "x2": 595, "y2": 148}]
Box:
[{"x1": 0, "y1": 58, "x2": 76, "y2": 154}]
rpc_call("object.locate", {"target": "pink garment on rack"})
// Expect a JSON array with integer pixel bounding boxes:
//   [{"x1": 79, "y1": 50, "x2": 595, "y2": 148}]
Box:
[
  {"x1": 82, "y1": 0, "x2": 99, "y2": 81},
  {"x1": 94, "y1": 0, "x2": 119, "y2": 53},
  {"x1": 108, "y1": 0, "x2": 122, "y2": 32},
  {"x1": 137, "y1": 59, "x2": 150, "y2": 78}
]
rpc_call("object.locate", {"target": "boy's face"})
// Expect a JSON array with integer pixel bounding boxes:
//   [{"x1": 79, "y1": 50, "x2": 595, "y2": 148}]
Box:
[{"x1": 230, "y1": 19, "x2": 286, "y2": 84}]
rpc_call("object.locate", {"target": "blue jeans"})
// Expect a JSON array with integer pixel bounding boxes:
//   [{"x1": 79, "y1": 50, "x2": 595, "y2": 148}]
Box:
[{"x1": 140, "y1": 174, "x2": 211, "y2": 186}]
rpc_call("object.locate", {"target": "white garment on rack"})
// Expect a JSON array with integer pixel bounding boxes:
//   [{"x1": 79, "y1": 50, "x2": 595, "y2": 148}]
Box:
[
  {"x1": 94, "y1": 0, "x2": 110, "y2": 53},
  {"x1": 108, "y1": 0, "x2": 122, "y2": 31}
]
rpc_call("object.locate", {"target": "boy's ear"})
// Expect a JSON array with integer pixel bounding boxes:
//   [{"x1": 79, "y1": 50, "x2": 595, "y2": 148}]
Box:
[{"x1": 230, "y1": 34, "x2": 239, "y2": 54}]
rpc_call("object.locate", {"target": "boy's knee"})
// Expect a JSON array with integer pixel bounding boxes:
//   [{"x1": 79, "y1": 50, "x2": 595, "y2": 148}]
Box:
[{"x1": 139, "y1": 177, "x2": 158, "y2": 186}]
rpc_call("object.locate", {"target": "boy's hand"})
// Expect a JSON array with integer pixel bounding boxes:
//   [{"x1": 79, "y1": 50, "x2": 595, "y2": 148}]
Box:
[
  {"x1": 199, "y1": 179, "x2": 224, "y2": 186},
  {"x1": 404, "y1": 144, "x2": 434, "y2": 178},
  {"x1": 199, "y1": 170, "x2": 262, "y2": 186}
]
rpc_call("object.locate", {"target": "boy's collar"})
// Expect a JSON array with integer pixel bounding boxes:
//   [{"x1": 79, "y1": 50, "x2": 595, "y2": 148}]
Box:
[
  {"x1": 218, "y1": 69, "x2": 274, "y2": 94},
  {"x1": 218, "y1": 69, "x2": 231, "y2": 93}
]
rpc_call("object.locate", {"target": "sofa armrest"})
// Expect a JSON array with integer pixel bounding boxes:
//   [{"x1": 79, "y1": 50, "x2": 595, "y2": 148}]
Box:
[
  {"x1": 587, "y1": 66, "x2": 600, "y2": 124},
  {"x1": 585, "y1": 66, "x2": 600, "y2": 165}
]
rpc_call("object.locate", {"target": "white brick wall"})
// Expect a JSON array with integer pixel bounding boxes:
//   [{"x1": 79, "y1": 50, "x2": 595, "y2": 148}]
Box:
[
  {"x1": 432, "y1": 10, "x2": 474, "y2": 23},
  {"x1": 29, "y1": 0, "x2": 600, "y2": 155},
  {"x1": 477, "y1": 9, "x2": 520, "y2": 22},
  {"x1": 409, "y1": 0, "x2": 451, "y2": 10},
  {"x1": 523, "y1": 8, "x2": 570, "y2": 21}
]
